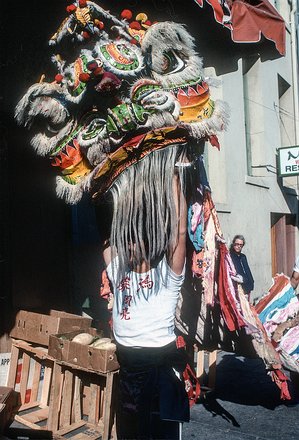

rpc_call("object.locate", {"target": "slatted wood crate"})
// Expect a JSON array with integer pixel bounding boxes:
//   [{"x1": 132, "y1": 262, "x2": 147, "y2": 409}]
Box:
[
  {"x1": 6, "y1": 339, "x2": 118, "y2": 439},
  {"x1": 6, "y1": 339, "x2": 54, "y2": 431},
  {"x1": 47, "y1": 361, "x2": 118, "y2": 439},
  {"x1": 196, "y1": 350, "x2": 217, "y2": 390}
]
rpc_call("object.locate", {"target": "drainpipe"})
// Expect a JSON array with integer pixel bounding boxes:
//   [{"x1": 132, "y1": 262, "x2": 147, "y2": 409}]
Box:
[
  {"x1": 289, "y1": 0, "x2": 299, "y2": 232},
  {"x1": 290, "y1": 0, "x2": 299, "y2": 143}
]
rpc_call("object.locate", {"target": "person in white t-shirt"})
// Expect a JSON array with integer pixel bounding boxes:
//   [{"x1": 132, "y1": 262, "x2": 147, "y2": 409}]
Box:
[{"x1": 103, "y1": 172, "x2": 189, "y2": 440}]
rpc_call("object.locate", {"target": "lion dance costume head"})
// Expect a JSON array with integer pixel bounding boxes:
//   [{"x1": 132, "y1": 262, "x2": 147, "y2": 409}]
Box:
[{"x1": 15, "y1": 0, "x2": 229, "y2": 277}]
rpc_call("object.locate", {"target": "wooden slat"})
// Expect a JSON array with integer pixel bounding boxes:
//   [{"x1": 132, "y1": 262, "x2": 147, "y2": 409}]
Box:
[
  {"x1": 60, "y1": 369, "x2": 73, "y2": 428},
  {"x1": 20, "y1": 352, "x2": 31, "y2": 404},
  {"x1": 40, "y1": 364, "x2": 52, "y2": 407},
  {"x1": 102, "y1": 372, "x2": 114, "y2": 440},
  {"x1": 14, "y1": 414, "x2": 43, "y2": 430},
  {"x1": 47, "y1": 362, "x2": 62, "y2": 431},
  {"x1": 11, "y1": 340, "x2": 49, "y2": 360},
  {"x1": 71, "y1": 375, "x2": 82, "y2": 424},
  {"x1": 6, "y1": 344, "x2": 19, "y2": 388},
  {"x1": 30, "y1": 360, "x2": 42, "y2": 403},
  {"x1": 88, "y1": 382, "x2": 100, "y2": 425},
  {"x1": 196, "y1": 351, "x2": 204, "y2": 378},
  {"x1": 55, "y1": 420, "x2": 86, "y2": 436},
  {"x1": 19, "y1": 401, "x2": 40, "y2": 412},
  {"x1": 17, "y1": 407, "x2": 49, "y2": 425}
]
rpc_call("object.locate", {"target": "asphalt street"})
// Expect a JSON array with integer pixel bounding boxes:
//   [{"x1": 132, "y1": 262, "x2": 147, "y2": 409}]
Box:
[{"x1": 184, "y1": 352, "x2": 299, "y2": 440}]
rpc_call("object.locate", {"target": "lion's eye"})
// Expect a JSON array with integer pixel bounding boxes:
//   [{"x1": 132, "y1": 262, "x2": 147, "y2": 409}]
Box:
[
  {"x1": 161, "y1": 50, "x2": 185, "y2": 75},
  {"x1": 44, "y1": 119, "x2": 68, "y2": 136}
]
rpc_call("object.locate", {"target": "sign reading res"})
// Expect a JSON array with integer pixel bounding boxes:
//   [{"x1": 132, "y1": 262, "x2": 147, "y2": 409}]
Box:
[{"x1": 277, "y1": 146, "x2": 299, "y2": 177}]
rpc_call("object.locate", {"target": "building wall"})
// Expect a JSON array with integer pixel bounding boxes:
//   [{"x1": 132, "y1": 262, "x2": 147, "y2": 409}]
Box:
[{"x1": 205, "y1": 20, "x2": 299, "y2": 300}]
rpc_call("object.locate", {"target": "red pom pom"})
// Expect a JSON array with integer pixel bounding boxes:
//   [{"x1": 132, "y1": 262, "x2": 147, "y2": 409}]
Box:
[
  {"x1": 87, "y1": 61, "x2": 98, "y2": 71},
  {"x1": 66, "y1": 4, "x2": 77, "y2": 13},
  {"x1": 82, "y1": 31, "x2": 90, "y2": 39},
  {"x1": 55, "y1": 74, "x2": 63, "y2": 83},
  {"x1": 79, "y1": 0, "x2": 87, "y2": 7},
  {"x1": 94, "y1": 19, "x2": 104, "y2": 30},
  {"x1": 129, "y1": 21, "x2": 142, "y2": 30},
  {"x1": 130, "y1": 38, "x2": 138, "y2": 45},
  {"x1": 79, "y1": 73, "x2": 90, "y2": 83},
  {"x1": 93, "y1": 67, "x2": 104, "y2": 77},
  {"x1": 144, "y1": 20, "x2": 152, "y2": 26},
  {"x1": 121, "y1": 9, "x2": 133, "y2": 20}
]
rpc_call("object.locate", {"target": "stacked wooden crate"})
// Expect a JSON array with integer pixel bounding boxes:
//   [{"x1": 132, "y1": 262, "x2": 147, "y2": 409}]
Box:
[{"x1": 6, "y1": 310, "x2": 119, "y2": 440}]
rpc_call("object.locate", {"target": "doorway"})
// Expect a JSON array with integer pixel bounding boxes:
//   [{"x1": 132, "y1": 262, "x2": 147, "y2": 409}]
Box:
[{"x1": 271, "y1": 213, "x2": 296, "y2": 276}]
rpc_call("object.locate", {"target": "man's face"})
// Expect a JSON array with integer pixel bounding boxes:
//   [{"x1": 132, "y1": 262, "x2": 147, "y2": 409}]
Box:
[{"x1": 233, "y1": 239, "x2": 244, "y2": 254}]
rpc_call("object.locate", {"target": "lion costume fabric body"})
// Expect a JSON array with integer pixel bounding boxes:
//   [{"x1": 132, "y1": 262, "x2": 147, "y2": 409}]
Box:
[{"x1": 15, "y1": 1, "x2": 290, "y2": 398}]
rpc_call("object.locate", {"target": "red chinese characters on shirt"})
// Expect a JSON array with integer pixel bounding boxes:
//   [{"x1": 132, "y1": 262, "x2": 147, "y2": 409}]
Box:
[
  {"x1": 117, "y1": 274, "x2": 154, "y2": 319},
  {"x1": 137, "y1": 274, "x2": 154, "y2": 292},
  {"x1": 117, "y1": 276, "x2": 131, "y2": 292},
  {"x1": 120, "y1": 294, "x2": 132, "y2": 320}
]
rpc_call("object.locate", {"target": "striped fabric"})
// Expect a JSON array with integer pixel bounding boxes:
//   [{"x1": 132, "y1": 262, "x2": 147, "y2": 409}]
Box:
[{"x1": 255, "y1": 274, "x2": 299, "y2": 373}]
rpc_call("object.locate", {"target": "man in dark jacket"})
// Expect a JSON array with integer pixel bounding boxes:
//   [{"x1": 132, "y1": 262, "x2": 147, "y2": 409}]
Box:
[{"x1": 230, "y1": 234, "x2": 254, "y2": 300}]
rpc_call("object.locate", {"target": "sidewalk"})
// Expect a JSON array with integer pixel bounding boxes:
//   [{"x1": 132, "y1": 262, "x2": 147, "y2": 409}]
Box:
[{"x1": 184, "y1": 352, "x2": 299, "y2": 440}]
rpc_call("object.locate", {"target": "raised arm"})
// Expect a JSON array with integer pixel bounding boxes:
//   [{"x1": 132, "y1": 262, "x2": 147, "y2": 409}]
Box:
[
  {"x1": 103, "y1": 240, "x2": 112, "y2": 267},
  {"x1": 167, "y1": 174, "x2": 187, "y2": 275},
  {"x1": 290, "y1": 270, "x2": 299, "y2": 289}
]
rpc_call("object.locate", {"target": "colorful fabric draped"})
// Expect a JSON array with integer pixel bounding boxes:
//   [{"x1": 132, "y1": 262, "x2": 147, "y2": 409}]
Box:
[
  {"x1": 255, "y1": 274, "x2": 299, "y2": 374},
  {"x1": 176, "y1": 191, "x2": 290, "y2": 399}
]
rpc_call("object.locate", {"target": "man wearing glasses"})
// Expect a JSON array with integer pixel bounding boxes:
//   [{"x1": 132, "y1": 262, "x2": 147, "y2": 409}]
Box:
[{"x1": 229, "y1": 234, "x2": 254, "y2": 301}]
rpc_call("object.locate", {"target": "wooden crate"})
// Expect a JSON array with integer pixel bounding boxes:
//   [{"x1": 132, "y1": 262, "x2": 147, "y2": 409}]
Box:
[
  {"x1": 196, "y1": 350, "x2": 217, "y2": 390},
  {"x1": 6, "y1": 340, "x2": 54, "y2": 430},
  {"x1": 47, "y1": 361, "x2": 118, "y2": 440},
  {"x1": 7, "y1": 340, "x2": 118, "y2": 439},
  {"x1": 10, "y1": 310, "x2": 92, "y2": 346}
]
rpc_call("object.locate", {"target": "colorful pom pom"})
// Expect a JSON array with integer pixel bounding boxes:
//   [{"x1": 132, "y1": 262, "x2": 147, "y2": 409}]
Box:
[
  {"x1": 87, "y1": 61, "x2": 98, "y2": 71},
  {"x1": 79, "y1": 73, "x2": 90, "y2": 83},
  {"x1": 129, "y1": 21, "x2": 142, "y2": 30},
  {"x1": 79, "y1": 0, "x2": 87, "y2": 7},
  {"x1": 136, "y1": 13, "x2": 148, "y2": 23},
  {"x1": 82, "y1": 31, "x2": 90, "y2": 40},
  {"x1": 144, "y1": 20, "x2": 152, "y2": 26},
  {"x1": 121, "y1": 9, "x2": 133, "y2": 20},
  {"x1": 130, "y1": 38, "x2": 138, "y2": 45},
  {"x1": 66, "y1": 4, "x2": 77, "y2": 13},
  {"x1": 55, "y1": 74, "x2": 63, "y2": 83},
  {"x1": 94, "y1": 19, "x2": 104, "y2": 30}
]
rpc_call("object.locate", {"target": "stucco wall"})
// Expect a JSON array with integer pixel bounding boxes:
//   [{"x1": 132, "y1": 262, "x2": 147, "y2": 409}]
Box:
[{"x1": 205, "y1": 29, "x2": 299, "y2": 300}]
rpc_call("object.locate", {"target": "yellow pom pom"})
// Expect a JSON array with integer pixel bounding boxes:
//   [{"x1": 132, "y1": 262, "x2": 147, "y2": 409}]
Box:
[{"x1": 136, "y1": 13, "x2": 148, "y2": 23}]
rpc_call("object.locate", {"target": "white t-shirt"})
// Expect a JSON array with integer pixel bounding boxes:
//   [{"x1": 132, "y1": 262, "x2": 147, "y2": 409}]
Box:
[
  {"x1": 293, "y1": 256, "x2": 299, "y2": 273},
  {"x1": 106, "y1": 256, "x2": 185, "y2": 347}
]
